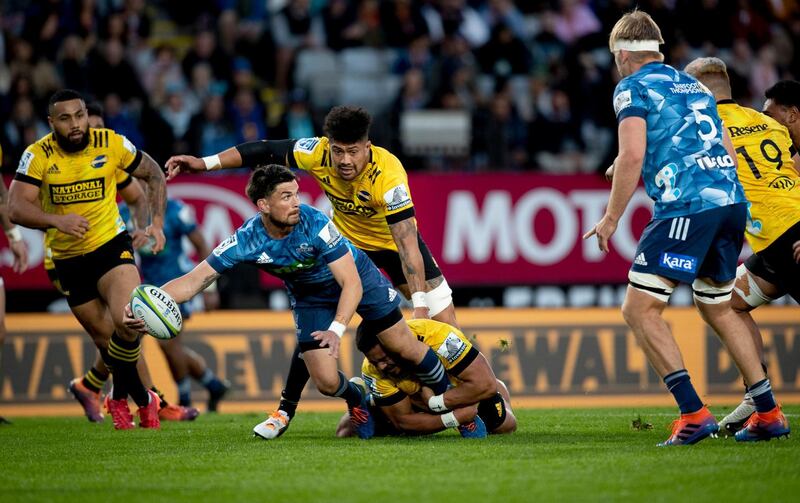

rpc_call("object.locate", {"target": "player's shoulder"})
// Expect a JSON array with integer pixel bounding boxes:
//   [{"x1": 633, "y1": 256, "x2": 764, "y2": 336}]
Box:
[{"x1": 26, "y1": 132, "x2": 56, "y2": 155}]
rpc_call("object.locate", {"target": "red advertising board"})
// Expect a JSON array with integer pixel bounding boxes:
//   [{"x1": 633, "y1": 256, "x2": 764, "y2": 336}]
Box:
[{"x1": 1, "y1": 173, "x2": 653, "y2": 289}]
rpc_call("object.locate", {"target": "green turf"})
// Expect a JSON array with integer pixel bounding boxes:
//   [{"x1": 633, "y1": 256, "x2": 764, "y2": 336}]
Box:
[{"x1": 0, "y1": 407, "x2": 797, "y2": 502}]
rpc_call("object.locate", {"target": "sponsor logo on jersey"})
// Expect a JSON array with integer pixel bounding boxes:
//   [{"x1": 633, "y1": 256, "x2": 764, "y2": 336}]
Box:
[
  {"x1": 47, "y1": 164, "x2": 60, "y2": 174},
  {"x1": 696, "y1": 154, "x2": 734, "y2": 169},
  {"x1": 17, "y1": 151, "x2": 34, "y2": 175},
  {"x1": 384, "y1": 184, "x2": 411, "y2": 211},
  {"x1": 613, "y1": 90, "x2": 632, "y2": 115},
  {"x1": 121, "y1": 135, "x2": 137, "y2": 155},
  {"x1": 294, "y1": 137, "x2": 320, "y2": 154},
  {"x1": 768, "y1": 175, "x2": 796, "y2": 190},
  {"x1": 357, "y1": 190, "x2": 371, "y2": 202},
  {"x1": 727, "y1": 124, "x2": 768, "y2": 138},
  {"x1": 317, "y1": 221, "x2": 342, "y2": 248},
  {"x1": 297, "y1": 242, "x2": 315, "y2": 254},
  {"x1": 213, "y1": 234, "x2": 238, "y2": 256},
  {"x1": 91, "y1": 155, "x2": 108, "y2": 169},
  {"x1": 256, "y1": 252, "x2": 273, "y2": 264},
  {"x1": 659, "y1": 252, "x2": 697, "y2": 273},
  {"x1": 669, "y1": 82, "x2": 707, "y2": 94},
  {"x1": 437, "y1": 332, "x2": 467, "y2": 364},
  {"x1": 49, "y1": 178, "x2": 105, "y2": 205},
  {"x1": 324, "y1": 191, "x2": 377, "y2": 217}
]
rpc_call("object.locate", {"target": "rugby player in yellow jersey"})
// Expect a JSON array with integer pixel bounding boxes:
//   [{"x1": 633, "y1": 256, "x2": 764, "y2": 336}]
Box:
[
  {"x1": 685, "y1": 59, "x2": 796, "y2": 440},
  {"x1": 8, "y1": 89, "x2": 169, "y2": 430},
  {"x1": 0, "y1": 145, "x2": 29, "y2": 425},
  {"x1": 165, "y1": 105, "x2": 456, "y2": 438},
  {"x1": 61, "y1": 102, "x2": 200, "y2": 423},
  {"x1": 336, "y1": 319, "x2": 516, "y2": 439}
]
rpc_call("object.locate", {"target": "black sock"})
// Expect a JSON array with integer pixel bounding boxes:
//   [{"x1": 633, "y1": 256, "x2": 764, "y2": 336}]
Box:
[
  {"x1": 82, "y1": 367, "x2": 108, "y2": 393},
  {"x1": 332, "y1": 371, "x2": 362, "y2": 408},
  {"x1": 106, "y1": 333, "x2": 149, "y2": 406},
  {"x1": 279, "y1": 345, "x2": 310, "y2": 418}
]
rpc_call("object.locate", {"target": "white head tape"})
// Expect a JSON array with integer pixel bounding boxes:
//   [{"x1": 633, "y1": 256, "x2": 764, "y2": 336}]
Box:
[{"x1": 612, "y1": 39, "x2": 661, "y2": 52}]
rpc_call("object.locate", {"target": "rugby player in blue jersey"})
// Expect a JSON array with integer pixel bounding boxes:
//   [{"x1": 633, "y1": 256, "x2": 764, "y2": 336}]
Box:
[
  {"x1": 125, "y1": 165, "x2": 459, "y2": 439},
  {"x1": 584, "y1": 10, "x2": 788, "y2": 444}
]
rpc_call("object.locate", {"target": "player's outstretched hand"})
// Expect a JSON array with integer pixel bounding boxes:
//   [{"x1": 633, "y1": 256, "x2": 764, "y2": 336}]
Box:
[
  {"x1": 583, "y1": 214, "x2": 618, "y2": 253},
  {"x1": 145, "y1": 224, "x2": 166, "y2": 254},
  {"x1": 56, "y1": 213, "x2": 90, "y2": 238},
  {"x1": 10, "y1": 239, "x2": 28, "y2": 273},
  {"x1": 129, "y1": 229, "x2": 149, "y2": 249},
  {"x1": 312, "y1": 329, "x2": 341, "y2": 359},
  {"x1": 164, "y1": 155, "x2": 205, "y2": 180},
  {"x1": 123, "y1": 303, "x2": 148, "y2": 335}
]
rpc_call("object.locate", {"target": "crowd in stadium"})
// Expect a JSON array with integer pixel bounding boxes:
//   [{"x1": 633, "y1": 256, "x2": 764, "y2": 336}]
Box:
[{"x1": 1, "y1": 0, "x2": 799, "y2": 174}]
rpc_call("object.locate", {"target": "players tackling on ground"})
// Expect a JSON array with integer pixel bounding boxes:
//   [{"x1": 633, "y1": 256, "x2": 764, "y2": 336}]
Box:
[
  {"x1": 684, "y1": 61, "x2": 799, "y2": 436},
  {"x1": 584, "y1": 11, "x2": 788, "y2": 444},
  {"x1": 336, "y1": 319, "x2": 516, "y2": 439},
  {"x1": 164, "y1": 105, "x2": 458, "y2": 437},
  {"x1": 9, "y1": 89, "x2": 168, "y2": 429},
  {"x1": 124, "y1": 165, "x2": 454, "y2": 438}
]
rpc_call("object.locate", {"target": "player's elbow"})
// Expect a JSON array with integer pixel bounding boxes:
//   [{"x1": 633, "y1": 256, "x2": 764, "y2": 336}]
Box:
[
  {"x1": 8, "y1": 200, "x2": 24, "y2": 226},
  {"x1": 474, "y1": 378, "x2": 498, "y2": 402}
]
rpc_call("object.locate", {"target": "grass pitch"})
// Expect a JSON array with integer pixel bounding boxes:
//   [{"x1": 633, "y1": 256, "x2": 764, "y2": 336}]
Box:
[{"x1": 1, "y1": 407, "x2": 797, "y2": 502}]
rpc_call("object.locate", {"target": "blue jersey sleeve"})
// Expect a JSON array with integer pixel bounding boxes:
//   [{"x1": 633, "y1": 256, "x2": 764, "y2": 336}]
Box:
[
  {"x1": 312, "y1": 214, "x2": 348, "y2": 264},
  {"x1": 613, "y1": 79, "x2": 648, "y2": 121},
  {"x1": 206, "y1": 233, "x2": 242, "y2": 272}
]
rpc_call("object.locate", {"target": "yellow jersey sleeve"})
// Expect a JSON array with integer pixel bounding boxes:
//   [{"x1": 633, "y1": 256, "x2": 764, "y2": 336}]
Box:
[
  {"x1": 408, "y1": 319, "x2": 478, "y2": 375},
  {"x1": 289, "y1": 137, "x2": 326, "y2": 171},
  {"x1": 15, "y1": 144, "x2": 47, "y2": 185},
  {"x1": 106, "y1": 130, "x2": 142, "y2": 173},
  {"x1": 370, "y1": 150, "x2": 414, "y2": 224}
]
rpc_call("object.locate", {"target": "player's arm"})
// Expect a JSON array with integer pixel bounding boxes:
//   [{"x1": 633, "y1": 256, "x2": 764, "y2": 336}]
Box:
[
  {"x1": 380, "y1": 394, "x2": 477, "y2": 434},
  {"x1": 388, "y1": 216, "x2": 429, "y2": 319},
  {"x1": 439, "y1": 353, "x2": 497, "y2": 409},
  {"x1": 164, "y1": 140, "x2": 296, "y2": 179},
  {"x1": 0, "y1": 181, "x2": 28, "y2": 273},
  {"x1": 161, "y1": 260, "x2": 220, "y2": 304},
  {"x1": 118, "y1": 177, "x2": 150, "y2": 249},
  {"x1": 583, "y1": 116, "x2": 646, "y2": 252},
  {"x1": 186, "y1": 228, "x2": 220, "y2": 310},
  {"x1": 311, "y1": 251, "x2": 363, "y2": 358},
  {"x1": 129, "y1": 151, "x2": 167, "y2": 253},
  {"x1": 8, "y1": 180, "x2": 89, "y2": 238}
]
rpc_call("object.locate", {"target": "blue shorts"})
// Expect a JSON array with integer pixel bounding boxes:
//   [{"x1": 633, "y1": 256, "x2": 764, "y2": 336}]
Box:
[
  {"x1": 293, "y1": 272, "x2": 402, "y2": 351},
  {"x1": 631, "y1": 203, "x2": 746, "y2": 284}
]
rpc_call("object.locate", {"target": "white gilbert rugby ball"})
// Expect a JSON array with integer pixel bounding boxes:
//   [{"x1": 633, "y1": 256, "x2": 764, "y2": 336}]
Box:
[{"x1": 130, "y1": 285, "x2": 182, "y2": 340}]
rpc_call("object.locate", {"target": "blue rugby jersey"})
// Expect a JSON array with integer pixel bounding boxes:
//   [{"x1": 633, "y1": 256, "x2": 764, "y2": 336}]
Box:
[
  {"x1": 206, "y1": 204, "x2": 377, "y2": 305},
  {"x1": 613, "y1": 62, "x2": 747, "y2": 219}
]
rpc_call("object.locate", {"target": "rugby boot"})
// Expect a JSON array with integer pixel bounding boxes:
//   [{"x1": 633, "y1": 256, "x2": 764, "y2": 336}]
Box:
[
  {"x1": 735, "y1": 405, "x2": 790, "y2": 442},
  {"x1": 658, "y1": 406, "x2": 718, "y2": 446}
]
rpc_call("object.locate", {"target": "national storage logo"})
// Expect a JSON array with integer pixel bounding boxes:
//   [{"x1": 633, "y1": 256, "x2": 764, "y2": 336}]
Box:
[{"x1": 49, "y1": 177, "x2": 105, "y2": 205}]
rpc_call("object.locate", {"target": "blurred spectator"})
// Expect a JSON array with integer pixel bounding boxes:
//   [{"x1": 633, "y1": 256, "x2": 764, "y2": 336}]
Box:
[
  {"x1": 185, "y1": 92, "x2": 238, "y2": 156},
  {"x1": 479, "y1": 0, "x2": 527, "y2": 40},
  {"x1": 322, "y1": 0, "x2": 365, "y2": 51},
  {"x1": 102, "y1": 93, "x2": 144, "y2": 147},
  {"x1": 181, "y1": 29, "x2": 231, "y2": 84},
  {"x1": 87, "y1": 38, "x2": 146, "y2": 102},
  {"x1": 230, "y1": 88, "x2": 267, "y2": 143},
  {"x1": 160, "y1": 83, "x2": 194, "y2": 143},
  {"x1": 380, "y1": 0, "x2": 429, "y2": 48},
  {"x1": 271, "y1": 0, "x2": 326, "y2": 91},
  {"x1": 552, "y1": 0, "x2": 601, "y2": 46},
  {"x1": 422, "y1": 0, "x2": 490, "y2": 48},
  {"x1": 477, "y1": 23, "x2": 532, "y2": 77},
  {"x1": 272, "y1": 88, "x2": 317, "y2": 140},
  {"x1": 58, "y1": 35, "x2": 90, "y2": 93},
  {"x1": 472, "y1": 91, "x2": 528, "y2": 171},
  {"x1": 2, "y1": 97, "x2": 49, "y2": 164}
]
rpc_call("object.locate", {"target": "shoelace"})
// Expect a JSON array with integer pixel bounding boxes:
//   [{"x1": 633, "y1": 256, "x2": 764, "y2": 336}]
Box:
[
  {"x1": 350, "y1": 406, "x2": 369, "y2": 425},
  {"x1": 266, "y1": 412, "x2": 287, "y2": 429}
]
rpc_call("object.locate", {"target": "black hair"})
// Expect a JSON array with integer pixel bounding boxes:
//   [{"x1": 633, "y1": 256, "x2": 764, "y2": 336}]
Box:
[
  {"x1": 765, "y1": 80, "x2": 800, "y2": 110},
  {"x1": 355, "y1": 323, "x2": 381, "y2": 355},
  {"x1": 86, "y1": 101, "x2": 104, "y2": 117},
  {"x1": 245, "y1": 164, "x2": 297, "y2": 204},
  {"x1": 48, "y1": 89, "x2": 85, "y2": 114},
  {"x1": 323, "y1": 105, "x2": 371, "y2": 144}
]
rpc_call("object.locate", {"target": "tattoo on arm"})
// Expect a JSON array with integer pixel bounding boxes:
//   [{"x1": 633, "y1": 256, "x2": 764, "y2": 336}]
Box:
[
  {"x1": 131, "y1": 152, "x2": 166, "y2": 225},
  {"x1": 391, "y1": 218, "x2": 424, "y2": 285}
]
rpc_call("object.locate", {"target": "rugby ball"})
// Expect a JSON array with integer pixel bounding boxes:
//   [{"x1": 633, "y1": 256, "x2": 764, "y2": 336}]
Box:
[{"x1": 130, "y1": 284, "x2": 182, "y2": 340}]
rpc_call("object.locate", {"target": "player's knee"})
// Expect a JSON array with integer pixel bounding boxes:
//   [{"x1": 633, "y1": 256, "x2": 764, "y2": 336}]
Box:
[
  {"x1": 497, "y1": 412, "x2": 517, "y2": 434},
  {"x1": 692, "y1": 277, "x2": 735, "y2": 305},
  {"x1": 732, "y1": 264, "x2": 773, "y2": 310},
  {"x1": 426, "y1": 278, "x2": 453, "y2": 318}
]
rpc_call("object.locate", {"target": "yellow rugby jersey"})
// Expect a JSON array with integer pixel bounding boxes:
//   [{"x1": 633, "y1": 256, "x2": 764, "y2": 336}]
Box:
[
  {"x1": 361, "y1": 319, "x2": 479, "y2": 406},
  {"x1": 15, "y1": 129, "x2": 141, "y2": 259},
  {"x1": 42, "y1": 170, "x2": 135, "y2": 270},
  {"x1": 289, "y1": 137, "x2": 414, "y2": 252},
  {"x1": 718, "y1": 100, "x2": 800, "y2": 252}
]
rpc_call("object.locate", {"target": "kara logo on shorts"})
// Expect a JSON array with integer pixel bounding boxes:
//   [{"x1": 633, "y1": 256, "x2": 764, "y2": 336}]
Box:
[
  {"x1": 49, "y1": 178, "x2": 105, "y2": 205},
  {"x1": 659, "y1": 252, "x2": 697, "y2": 273}
]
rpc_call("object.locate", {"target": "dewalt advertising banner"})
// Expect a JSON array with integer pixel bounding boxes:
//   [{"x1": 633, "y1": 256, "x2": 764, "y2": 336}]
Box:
[{"x1": 2, "y1": 308, "x2": 798, "y2": 416}]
